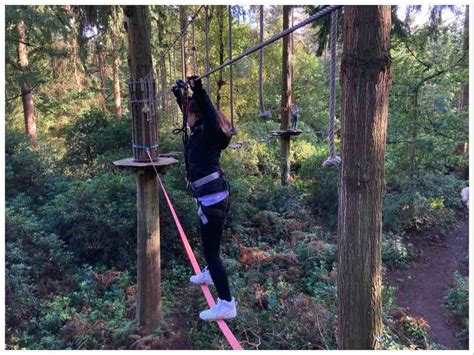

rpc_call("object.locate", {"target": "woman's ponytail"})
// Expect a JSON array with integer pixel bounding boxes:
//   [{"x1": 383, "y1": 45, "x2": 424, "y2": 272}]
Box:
[{"x1": 217, "y1": 111, "x2": 232, "y2": 138}]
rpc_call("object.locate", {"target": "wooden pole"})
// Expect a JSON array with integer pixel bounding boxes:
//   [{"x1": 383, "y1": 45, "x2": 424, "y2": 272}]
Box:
[
  {"x1": 337, "y1": 5, "x2": 392, "y2": 349},
  {"x1": 125, "y1": 5, "x2": 158, "y2": 162},
  {"x1": 124, "y1": 5, "x2": 163, "y2": 335},
  {"x1": 136, "y1": 169, "x2": 162, "y2": 333}
]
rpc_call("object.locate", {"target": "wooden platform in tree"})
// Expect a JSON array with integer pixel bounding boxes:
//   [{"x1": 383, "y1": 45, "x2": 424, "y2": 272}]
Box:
[
  {"x1": 269, "y1": 129, "x2": 302, "y2": 138},
  {"x1": 113, "y1": 155, "x2": 178, "y2": 173}
]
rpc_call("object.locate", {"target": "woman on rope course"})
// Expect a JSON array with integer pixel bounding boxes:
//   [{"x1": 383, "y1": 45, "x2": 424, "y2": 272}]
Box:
[{"x1": 172, "y1": 75, "x2": 236, "y2": 321}]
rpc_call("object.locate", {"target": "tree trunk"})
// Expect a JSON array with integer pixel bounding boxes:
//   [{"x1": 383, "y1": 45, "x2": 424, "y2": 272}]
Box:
[
  {"x1": 97, "y1": 43, "x2": 108, "y2": 114},
  {"x1": 124, "y1": 5, "x2": 162, "y2": 334},
  {"x1": 179, "y1": 6, "x2": 190, "y2": 79},
  {"x1": 456, "y1": 5, "x2": 469, "y2": 180},
  {"x1": 337, "y1": 6, "x2": 392, "y2": 349},
  {"x1": 156, "y1": 9, "x2": 167, "y2": 112},
  {"x1": 409, "y1": 87, "x2": 419, "y2": 181},
  {"x1": 216, "y1": 5, "x2": 225, "y2": 110},
  {"x1": 459, "y1": 5, "x2": 468, "y2": 110},
  {"x1": 16, "y1": 20, "x2": 37, "y2": 144},
  {"x1": 290, "y1": 7, "x2": 295, "y2": 104},
  {"x1": 72, "y1": 39, "x2": 82, "y2": 91},
  {"x1": 279, "y1": 5, "x2": 293, "y2": 186},
  {"x1": 64, "y1": 5, "x2": 82, "y2": 91},
  {"x1": 111, "y1": 7, "x2": 122, "y2": 118}
]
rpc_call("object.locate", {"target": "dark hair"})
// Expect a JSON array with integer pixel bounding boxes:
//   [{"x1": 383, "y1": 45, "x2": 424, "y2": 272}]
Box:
[
  {"x1": 188, "y1": 97, "x2": 232, "y2": 139},
  {"x1": 189, "y1": 98, "x2": 201, "y2": 117}
]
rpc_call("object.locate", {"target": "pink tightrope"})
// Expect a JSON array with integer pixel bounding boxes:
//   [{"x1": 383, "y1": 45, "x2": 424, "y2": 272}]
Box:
[{"x1": 146, "y1": 151, "x2": 243, "y2": 350}]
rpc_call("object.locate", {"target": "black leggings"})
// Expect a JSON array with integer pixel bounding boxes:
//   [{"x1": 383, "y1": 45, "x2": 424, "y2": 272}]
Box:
[{"x1": 199, "y1": 198, "x2": 232, "y2": 302}]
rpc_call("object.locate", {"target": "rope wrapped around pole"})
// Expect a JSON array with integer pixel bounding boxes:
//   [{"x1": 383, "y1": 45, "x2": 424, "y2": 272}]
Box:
[
  {"x1": 258, "y1": 6, "x2": 271, "y2": 119},
  {"x1": 228, "y1": 5, "x2": 237, "y2": 135},
  {"x1": 322, "y1": 10, "x2": 341, "y2": 168}
]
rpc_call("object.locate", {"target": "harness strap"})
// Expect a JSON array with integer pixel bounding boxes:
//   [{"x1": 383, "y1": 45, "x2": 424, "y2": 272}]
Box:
[
  {"x1": 191, "y1": 171, "x2": 221, "y2": 189},
  {"x1": 194, "y1": 190, "x2": 229, "y2": 224},
  {"x1": 197, "y1": 190, "x2": 229, "y2": 206},
  {"x1": 197, "y1": 206, "x2": 209, "y2": 224}
]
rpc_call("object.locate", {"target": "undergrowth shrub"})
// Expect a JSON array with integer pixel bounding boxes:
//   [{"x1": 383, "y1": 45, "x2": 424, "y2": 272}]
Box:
[
  {"x1": 61, "y1": 109, "x2": 130, "y2": 178},
  {"x1": 5, "y1": 130, "x2": 55, "y2": 201},
  {"x1": 444, "y1": 272, "x2": 469, "y2": 344},
  {"x1": 299, "y1": 150, "x2": 339, "y2": 228},
  {"x1": 40, "y1": 172, "x2": 136, "y2": 269},
  {"x1": 383, "y1": 172, "x2": 463, "y2": 234},
  {"x1": 382, "y1": 232, "x2": 410, "y2": 269},
  {"x1": 5, "y1": 204, "x2": 75, "y2": 349},
  {"x1": 26, "y1": 266, "x2": 137, "y2": 350}
]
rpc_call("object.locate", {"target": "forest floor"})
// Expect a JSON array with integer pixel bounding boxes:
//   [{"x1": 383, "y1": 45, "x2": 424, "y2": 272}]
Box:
[{"x1": 385, "y1": 218, "x2": 469, "y2": 349}]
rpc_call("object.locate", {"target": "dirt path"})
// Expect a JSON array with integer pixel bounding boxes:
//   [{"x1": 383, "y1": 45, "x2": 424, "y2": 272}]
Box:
[{"x1": 386, "y1": 220, "x2": 469, "y2": 349}]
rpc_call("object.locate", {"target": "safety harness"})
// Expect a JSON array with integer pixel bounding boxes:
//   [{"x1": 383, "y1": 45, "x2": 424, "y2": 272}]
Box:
[{"x1": 191, "y1": 174, "x2": 229, "y2": 225}]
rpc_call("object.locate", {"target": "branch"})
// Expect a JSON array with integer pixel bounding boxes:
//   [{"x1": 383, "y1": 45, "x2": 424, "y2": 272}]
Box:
[
  {"x1": 387, "y1": 139, "x2": 412, "y2": 144},
  {"x1": 405, "y1": 42, "x2": 432, "y2": 71},
  {"x1": 414, "y1": 51, "x2": 467, "y2": 89},
  {"x1": 5, "y1": 81, "x2": 44, "y2": 102},
  {"x1": 6, "y1": 38, "x2": 43, "y2": 51}
]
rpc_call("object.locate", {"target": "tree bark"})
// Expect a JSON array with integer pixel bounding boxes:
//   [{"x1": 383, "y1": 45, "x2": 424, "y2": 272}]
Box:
[
  {"x1": 97, "y1": 42, "x2": 108, "y2": 114},
  {"x1": 124, "y1": 5, "x2": 162, "y2": 334},
  {"x1": 459, "y1": 5, "x2": 469, "y2": 110},
  {"x1": 216, "y1": 5, "x2": 225, "y2": 110},
  {"x1": 156, "y1": 9, "x2": 167, "y2": 112},
  {"x1": 16, "y1": 20, "x2": 37, "y2": 144},
  {"x1": 457, "y1": 5, "x2": 469, "y2": 180},
  {"x1": 64, "y1": 5, "x2": 82, "y2": 91},
  {"x1": 279, "y1": 5, "x2": 293, "y2": 186},
  {"x1": 111, "y1": 6, "x2": 122, "y2": 118},
  {"x1": 337, "y1": 6, "x2": 392, "y2": 349},
  {"x1": 72, "y1": 39, "x2": 82, "y2": 91},
  {"x1": 179, "y1": 6, "x2": 190, "y2": 79},
  {"x1": 409, "y1": 87, "x2": 419, "y2": 181}
]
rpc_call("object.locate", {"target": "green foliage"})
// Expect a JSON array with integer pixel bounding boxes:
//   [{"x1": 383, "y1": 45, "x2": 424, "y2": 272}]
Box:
[
  {"x1": 61, "y1": 109, "x2": 131, "y2": 178},
  {"x1": 382, "y1": 232, "x2": 409, "y2": 269},
  {"x1": 299, "y1": 150, "x2": 339, "y2": 228},
  {"x1": 11, "y1": 265, "x2": 138, "y2": 350},
  {"x1": 444, "y1": 272, "x2": 469, "y2": 343},
  {"x1": 5, "y1": 130, "x2": 55, "y2": 201},
  {"x1": 5, "y1": 203, "x2": 75, "y2": 349},
  {"x1": 383, "y1": 172, "x2": 463, "y2": 234},
  {"x1": 40, "y1": 172, "x2": 136, "y2": 269},
  {"x1": 381, "y1": 307, "x2": 435, "y2": 350}
]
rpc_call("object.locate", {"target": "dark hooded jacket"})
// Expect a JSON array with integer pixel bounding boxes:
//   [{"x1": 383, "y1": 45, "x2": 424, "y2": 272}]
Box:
[{"x1": 175, "y1": 86, "x2": 229, "y2": 197}]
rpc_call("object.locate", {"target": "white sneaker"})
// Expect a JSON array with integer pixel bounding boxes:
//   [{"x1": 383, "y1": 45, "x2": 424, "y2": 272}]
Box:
[
  {"x1": 199, "y1": 297, "x2": 237, "y2": 321},
  {"x1": 190, "y1": 266, "x2": 214, "y2": 285}
]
